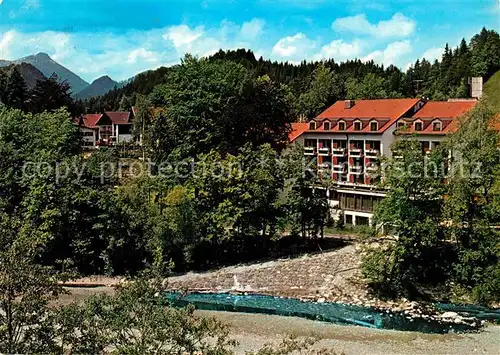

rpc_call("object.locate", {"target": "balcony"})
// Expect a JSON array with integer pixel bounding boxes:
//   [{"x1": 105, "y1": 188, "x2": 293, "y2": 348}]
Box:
[
  {"x1": 304, "y1": 147, "x2": 315, "y2": 155},
  {"x1": 332, "y1": 147, "x2": 346, "y2": 156},
  {"x1": 332, "y1": 164, "x2": 347, "y2": 173},
  {"x1": 318, "y1": 147, "x2": 330, "y2": 156},
  {"x1": 349, "y1": 148, "x2": 363, "y2": 157},
  {"x1": 365, "y1": 149, "x2": 379, "y2": 158},
  {"x1": 366, "y1": 164, "x2": 378, "y2": 173},
  {"x1": 349, "y1": 165, "x2": 364, "y2": 175}
]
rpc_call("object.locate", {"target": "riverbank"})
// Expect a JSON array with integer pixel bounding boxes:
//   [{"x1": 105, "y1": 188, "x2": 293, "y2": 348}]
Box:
[
  {"x1": 56, "y1": 286, "x2": 500, "y2": 354},
  {"x1": 198, "y1": 310, "x2": 500, "y2": 355}
]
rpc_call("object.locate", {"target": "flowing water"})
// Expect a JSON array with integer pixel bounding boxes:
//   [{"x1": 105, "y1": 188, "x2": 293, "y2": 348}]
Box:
[{"x1": 164, "y1": 292, "x2": 494, "y2": 334}]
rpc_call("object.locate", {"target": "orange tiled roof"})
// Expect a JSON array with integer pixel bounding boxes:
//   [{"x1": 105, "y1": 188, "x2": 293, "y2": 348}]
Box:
[
  {"x1": 412, "y1": 101, "x2": 477, "y2": 119},
  {"x1": 313, "y1": 98, "x2": 422, "y2": 134},
  {"x1": 289, "y1": 122, "x2": 309, "y2": 142},
  {"x1": 82, "y1": 114, "x2": 103, "y2": 128},
  {"x1": 402, "y1": 101, "x2": 478, "y2": 135},
  {"x1": 105, "y1": 111, "x2": 131, "y2": 125},
  {"x1": 317, "y1": 98, "x2": 421, "y2": 120}
]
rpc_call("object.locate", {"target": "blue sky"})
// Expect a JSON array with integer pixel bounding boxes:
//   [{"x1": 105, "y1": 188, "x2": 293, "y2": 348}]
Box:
[{"x1": 0, "y1": 0, "x2": 498, "y2": 82}]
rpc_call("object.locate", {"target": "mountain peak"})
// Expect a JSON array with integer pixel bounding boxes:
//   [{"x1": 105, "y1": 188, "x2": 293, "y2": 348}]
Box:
[
  {"x1": 13, "y1": 52, "x2": 89, "y2": 93},
  {"x1": 76, "y1": 75, "x2": 119, "y2": 99},
  {"x1": 93, "y1": 75, "x2": 115, "y2": 83},
  {"x1": 35, "y1": 52, "x2": 51, "y2": 59}
]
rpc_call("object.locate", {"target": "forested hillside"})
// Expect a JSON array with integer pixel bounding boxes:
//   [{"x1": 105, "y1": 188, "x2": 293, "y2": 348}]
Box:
[
  {"x1": 84, "y1": 27, "x2": 500, "y2": 116},
  {"x1": 0, "y1": 63, "x2": 45, "y2": 89},
  {"x1": 485, "y1": 70, "x2": 500, "y2": 112}
]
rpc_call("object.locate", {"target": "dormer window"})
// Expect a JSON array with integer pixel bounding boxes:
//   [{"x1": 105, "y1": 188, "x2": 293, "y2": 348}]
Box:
[
  {"x1": 432, "y1": 121, "x2": 442, "y2": 131},
  {"x1": 338, "y1": 121, "x2": 346, "y2": 131},
  {"x1": 323, "y1": 121, "x2": 331, "y2": 130},
  {"x1": 414, "y1": 121, "x2": 423, "y2": 132},
  {"x1": 309, "y1": 121, "x2": 316, "y2": 130},
  {"x1": 370, "y1": 121, "x2": 378, "y2": 131},
  {"x1": 354, "y1": 121, "x2": 362, "y2": 131},
  {"x1": 397, "y1": 121, "x2": 406, "y2": 129}
]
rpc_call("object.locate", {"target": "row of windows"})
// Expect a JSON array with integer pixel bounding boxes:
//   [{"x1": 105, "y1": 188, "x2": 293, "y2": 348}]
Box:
[
  {"x1": 339, "y1": 193, "x2": 383, "y2": 213},
  {"x1": 398, "y1": 120, "x2": 442, "y2": 132},
  {"x1": 310, "y1": 121, "x2": 379, "y2": 131},
  {"x1": 310, "y1": 120, "x2": 443, "y2": 132}
]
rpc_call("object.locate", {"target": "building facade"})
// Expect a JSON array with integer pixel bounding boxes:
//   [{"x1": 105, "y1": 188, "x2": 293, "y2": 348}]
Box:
[
  {"x1": 290, "y1": 98, "x2": 477, "y2": 225},
  {"x1": 75, "y1": 109, "x2": 135, "y2": 148}
]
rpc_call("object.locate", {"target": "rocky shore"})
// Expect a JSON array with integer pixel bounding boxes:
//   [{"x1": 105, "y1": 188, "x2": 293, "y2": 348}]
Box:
[{"x1": 165, "y1": 243, "x2": 490, "y2": 329}]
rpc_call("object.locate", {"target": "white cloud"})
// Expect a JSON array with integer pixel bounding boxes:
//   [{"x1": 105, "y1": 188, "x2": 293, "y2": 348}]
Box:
[
  {"x1": 127, "y1": 48, "x2": 158, "y2": 64},
  {"x1": 240, "y1": 18, "x2": 265, "y2": 39},
  {"x1": 272, "y1": 33, "x2": 315, "y2": 58},
  {"x1": 23, "y1": 0, "x2": 40, "y2": 10},
  {"x1": 421, "y1": 47, "x2": 444, "y2": 62},
  {"x1": 0, "y1": 30, "x2": 16, "y2": 58},
  {"x1": 332, "y1": 13, "x2": 415, "y2": 38},
  {"x1": 163, "y1": 25, "x2": 204, "y2": 48},
  {"x1": 0, "y1": 0, "x2": 3, "y2": 5},
  {"x1": 363, "y1": 40, "x2": 412, "y2": 66},
  {"x1": 315, "y1": 39, "x2": 362, "y2": 61}
]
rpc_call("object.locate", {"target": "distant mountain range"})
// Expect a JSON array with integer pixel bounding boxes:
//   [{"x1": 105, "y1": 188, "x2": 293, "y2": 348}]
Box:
[
  {"x1": 75, "y1": 75, "x2": 119, "y2": 100},
  {"x1": 0, "y1": 53, "x2": 123, "y2": 99}
]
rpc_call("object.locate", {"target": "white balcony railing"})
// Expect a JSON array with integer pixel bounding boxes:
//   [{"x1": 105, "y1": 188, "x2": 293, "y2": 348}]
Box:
[
  {"x1": 332, "y1": 147, "x2": 346, "y2": 156},
  {"x1": 365, "y1": 149, "x2": 379, "y2": 158},
  {"x1": 318, "y1": 147, "x2": 330, "y2": 156},
  {"x1": 318, "y1": 162, "x2": 330, "y2": 169},
  {"x1": 332, "y1": 164, "x2": 346, "y2": 173},
  {"x1": 349, "y1": 165, "x2": 364, "y2": 175},
  {"x1": 304, "y1": 147, "x2": 315, "y2": 155},
  {"x1": 349, "y1": 148, "x2": 363, "y2": 157},
  {"x1": 366, "y1": 164, "x2": 378, "y2": 173}
]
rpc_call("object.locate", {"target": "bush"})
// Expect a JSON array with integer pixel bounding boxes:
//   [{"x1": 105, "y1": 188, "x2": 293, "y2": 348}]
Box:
[
  {"x1": 470, "y1": 262, "x2": 500, "y2": 305},
  {"x1": 57, "y1": 275, "x2": 236, "y2": 354},
  {"x1": 361, "y1": 245, "x2": 400, "y2": 297}
]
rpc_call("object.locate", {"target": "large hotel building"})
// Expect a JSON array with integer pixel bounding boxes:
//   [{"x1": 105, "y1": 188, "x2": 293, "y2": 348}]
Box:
[{"x1": 289, "y1": 98, "x2": 478, "y2": 226}]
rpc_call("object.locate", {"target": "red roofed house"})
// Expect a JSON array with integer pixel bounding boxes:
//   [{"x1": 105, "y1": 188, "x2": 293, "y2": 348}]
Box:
[
  {"x1": 74, "y1": 114, "x2": 99, "y2": 149},
  {"x1": 289, "y1": 98, "x2": 477, "y2": 225},
  {"x1": 77, "y1": 109, "x2": 135, "y2": 148}
]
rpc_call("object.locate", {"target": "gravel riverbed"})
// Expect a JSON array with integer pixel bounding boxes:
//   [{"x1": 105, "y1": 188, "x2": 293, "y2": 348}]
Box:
[{"x1": 198, "y1": 310, "x2": 500, "y2": 355}]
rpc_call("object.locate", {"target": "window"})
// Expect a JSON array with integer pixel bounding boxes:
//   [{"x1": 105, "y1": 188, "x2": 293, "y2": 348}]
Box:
[
  {"x1": 354, "y1": 121, "x2": 362, "y2": 131},
  {"x1": 309, "y1": 121, "x2": 316, "y2": 130},
  {"x1": 83, "y1": 131, "x2": 94, "y2": 137},
  {"x1": 432, "y1": 121, "x2": 441, "y2": 131},
  {"x1": 323, "y1": 121, "x2": 330, "y2": 130},
  {"x1": 338, "y1": 121, "x2": 346, "y2": 130},
  {"x1": 397, "y1": 121, "x2": 406, "y2": 129},
  {"x1": 119, "y1": 125, "x2": 132, "y2": 134},
  {"x1": 414, "y1": 121, "x2": 423, "y2": 131},
  {"x1": 370, "y1": 121, "x2": 378, "y2": 131}
]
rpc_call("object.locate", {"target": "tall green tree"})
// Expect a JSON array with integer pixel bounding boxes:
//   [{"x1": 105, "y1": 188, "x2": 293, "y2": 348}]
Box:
[
  {"x1": 4, "y1": 67, "x2": 27, "y2": 110},
  {"x1": 346, "y1": 73, "x2": 389, "y2": 99},
  {"x1": 444, "y1": 101, "x2": 500, "y2": 303},
  {"x1": 297, "y1": 65, "x2": 344, "y2": 119},
  {"x1": 27, "y1": 75, "x2": 74, "y2": 114},
  {"x1": 363, "y1": 137, "x2": 449, "y2": 297}
]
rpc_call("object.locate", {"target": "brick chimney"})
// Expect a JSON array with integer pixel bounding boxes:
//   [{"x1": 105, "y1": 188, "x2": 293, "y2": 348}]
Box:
[{"x1": 345, "y1": 100, "x2": 355, "y2": 109}]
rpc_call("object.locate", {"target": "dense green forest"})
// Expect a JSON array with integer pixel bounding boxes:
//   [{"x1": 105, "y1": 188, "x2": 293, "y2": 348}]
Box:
[{"x1": 83, "y1": 27, "x2": 499, "y2": 117}]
